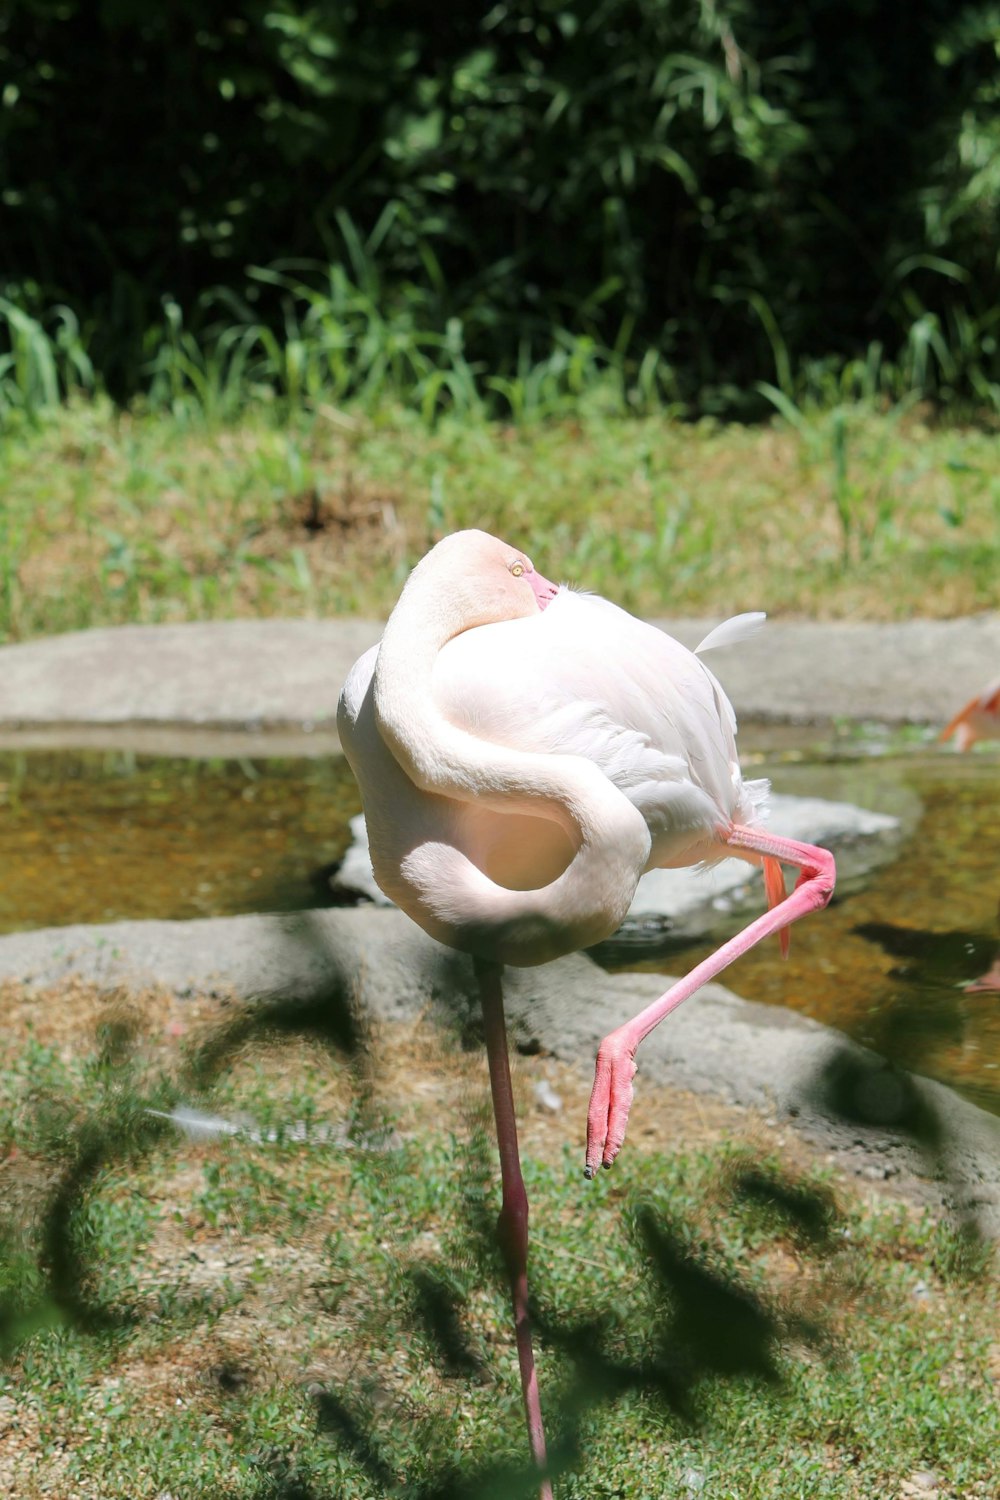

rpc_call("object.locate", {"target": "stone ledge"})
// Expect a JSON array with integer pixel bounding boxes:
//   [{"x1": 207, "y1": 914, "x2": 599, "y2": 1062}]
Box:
[
  {"x1": 2, "y1": 613, "x2": 997, "y2": 749},
  {"x1": 2, "y1": 905, "x2": 997, "y2": 1238}
]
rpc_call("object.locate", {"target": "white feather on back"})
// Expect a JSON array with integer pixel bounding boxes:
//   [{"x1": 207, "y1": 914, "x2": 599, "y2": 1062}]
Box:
[{"x1": 694, "y1": 611, "x2": 766, "y2": 655}]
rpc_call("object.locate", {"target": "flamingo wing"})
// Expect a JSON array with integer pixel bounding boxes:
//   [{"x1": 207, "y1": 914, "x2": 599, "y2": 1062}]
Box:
[{"x1": 433, "y1": 590, "x2": 766, "y2": 867}]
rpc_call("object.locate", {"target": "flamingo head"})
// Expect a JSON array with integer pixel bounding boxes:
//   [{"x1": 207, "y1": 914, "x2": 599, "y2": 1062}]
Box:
[{"x1": 423, "y1": 529, "x2": 560, "y2": 626}]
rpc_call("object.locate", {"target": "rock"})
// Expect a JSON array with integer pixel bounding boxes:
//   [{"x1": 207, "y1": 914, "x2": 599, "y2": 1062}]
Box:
[
  {"x1": 533, "y1": 1079, "x2": 563, "y2": 1114},
  {"x1": 610, "y1": 790, "x2": 904, "y2": 951},
  {"x1": 146, "y1": 1103, "x2": 401, "y2": 1151},
  {"x1": 334, "y1": 815, "x2": 394, "y2": 906},
  {"x1": 0, "y1": 620, "x2": 380, "y2": 738},
  {"x1": 902, "y1": 1472, "x2": 941, "y2": 1495},
  {"x1": 648, "y1": 613, "x2": 1000, "y2": 727},
  {"x1": 2, "y1": 615, "x2": 998, "y2": 750}
]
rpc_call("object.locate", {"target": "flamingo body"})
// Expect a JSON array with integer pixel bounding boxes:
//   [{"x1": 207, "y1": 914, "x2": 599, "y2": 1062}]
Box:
[{"x1": 339, "y1": 585, "x2": 767, "y2": 961}]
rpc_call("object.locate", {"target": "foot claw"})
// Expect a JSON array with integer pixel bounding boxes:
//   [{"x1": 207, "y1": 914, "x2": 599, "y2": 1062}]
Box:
[{"x1": 585, "y1": 1033, "x2": 637, "y2": 1179}]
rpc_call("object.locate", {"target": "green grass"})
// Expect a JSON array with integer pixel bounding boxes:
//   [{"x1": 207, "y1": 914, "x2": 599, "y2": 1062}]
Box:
[
  {"x1": 1, "y1": 394, "x2": 998, "y2": 644},
  {"x1": 1, "y1": 992, "x2": 997, "y2": 1499}
]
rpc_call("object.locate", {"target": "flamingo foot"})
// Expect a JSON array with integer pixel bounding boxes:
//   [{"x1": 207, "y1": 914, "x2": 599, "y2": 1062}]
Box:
[
  {"x1": 585, "y1": 1028, "x2": 638, "y2": 1178},
  {"x1": 582, "y1": 831, "x2": 834, "y2": 1180},
  {"x1": 965, "y1": 959, "x2": 1000, "y2": 995}
]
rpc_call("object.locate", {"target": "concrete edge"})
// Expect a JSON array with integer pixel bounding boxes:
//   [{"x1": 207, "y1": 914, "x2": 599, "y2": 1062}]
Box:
[{"x1": 1, "y1": 613, "x2": 998, "y2": 748}]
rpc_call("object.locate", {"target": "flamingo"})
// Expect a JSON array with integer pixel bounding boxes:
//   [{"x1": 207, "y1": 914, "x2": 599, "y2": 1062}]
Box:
[
  {"x1": 966, "y1": 948, "x2": 1000, "y2": 995},
  {"x1": 337, "y1": 530, "x2": 836, "y2": 1495},
  {"x1": 940, "y1": 678, "x2": 1000, "y2": 992},
  {"x1": 939, "y1": 674, "x2": 1000, "y2": 751}
]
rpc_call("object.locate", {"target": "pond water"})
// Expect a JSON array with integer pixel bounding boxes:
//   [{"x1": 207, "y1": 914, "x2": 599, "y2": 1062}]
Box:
[
  {"x1": 0, "y1": 750, "x2": 362, "y2": 932},
  {"x1": 1, "y1": 742, "x2": 997, "y2": 1115},
  {"x1": 616, "y1": 751, "x2": 1000, "y2": 1118}
]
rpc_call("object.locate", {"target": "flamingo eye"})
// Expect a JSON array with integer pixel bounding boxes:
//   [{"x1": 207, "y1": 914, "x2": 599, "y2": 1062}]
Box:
[{"x1": 509, "y1": 560, "x2": 525, "y2": 578}]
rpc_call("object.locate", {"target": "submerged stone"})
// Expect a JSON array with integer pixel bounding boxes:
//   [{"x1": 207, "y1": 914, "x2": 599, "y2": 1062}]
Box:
[
  {"x1": 605, "y1": 791, "x2": 905, "y2": 954},
  {"x1": 334, "y1": 814, "x2": 394, "y2": 907}
]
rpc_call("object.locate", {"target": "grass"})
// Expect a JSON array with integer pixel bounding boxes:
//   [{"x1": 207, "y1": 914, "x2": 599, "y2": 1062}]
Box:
[
  {"x1": 1, "y1": 393, "x2": 998, "y2": 645},
  {"x1": 1, "y1": 979, "x2": 997, "y2": 1498}
]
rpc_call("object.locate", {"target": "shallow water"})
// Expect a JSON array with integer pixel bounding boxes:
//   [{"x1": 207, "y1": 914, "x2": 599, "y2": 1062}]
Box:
[
  {"x1": 613, "y1": 751, "x2": 1000, "y2": 1117},
  {"x1": 0, "y1": 750, "x2": 362, "y2": 932},
  {"x1": 1, "y1": 744, "x2": 997, "y2": 1114}
]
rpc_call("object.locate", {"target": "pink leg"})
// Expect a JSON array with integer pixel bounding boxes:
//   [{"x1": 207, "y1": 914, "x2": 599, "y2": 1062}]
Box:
[
  {"x1": 585, "y1": 826, "x2": 836, "y2": 1178},
  {"x1": 476, "y1": 958, "x2": 553, "y2": 1500}
]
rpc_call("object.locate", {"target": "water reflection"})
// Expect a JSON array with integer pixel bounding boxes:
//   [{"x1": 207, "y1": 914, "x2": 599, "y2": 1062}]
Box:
[{"x1": 0, "y1": 750, "x2": 362, "y2": 932}]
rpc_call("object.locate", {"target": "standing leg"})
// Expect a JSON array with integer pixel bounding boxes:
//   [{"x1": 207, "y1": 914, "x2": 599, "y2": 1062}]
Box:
[
  {"x1": 586, "y1": 828, "x2": 835, "y2": 1178},
  {"x1": 476, "y1": 957, "x2": 553, "y2": 1500}
]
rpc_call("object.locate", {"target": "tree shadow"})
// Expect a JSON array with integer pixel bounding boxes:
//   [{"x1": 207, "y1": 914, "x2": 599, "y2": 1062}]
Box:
[
  {"x1": 2, "y1": 907, "x2": 994, "y2": 1493},
  {"x1": 1, "y1": 912, "x2": 365, "y2": 1352},
  {"x1": 854, "y1": 919, "x2": 997, "y2": 987},
  {"x1": 290, "y1": 1169, "x2": 836, "y2": 1499},
  {"x1": 800, "y1": 1027, "x2": 995, "y2": 1277}
]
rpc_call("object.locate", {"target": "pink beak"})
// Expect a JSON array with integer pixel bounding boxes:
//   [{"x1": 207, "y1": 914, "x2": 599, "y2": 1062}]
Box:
[{"x1": 528, "y1": 568, "x2": 560, "y2": 611}]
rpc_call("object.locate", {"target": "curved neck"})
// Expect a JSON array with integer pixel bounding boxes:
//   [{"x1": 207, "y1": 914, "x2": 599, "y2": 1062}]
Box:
[
  {"x1": 371, "y1": 567, "x2": 652, "y2": 961},
  {"x1": 374, "y1": 571, "x2": 584, "y2": 828},
  {"x1": 373, "y1": 575, "x2": 477, "y2": 792}
]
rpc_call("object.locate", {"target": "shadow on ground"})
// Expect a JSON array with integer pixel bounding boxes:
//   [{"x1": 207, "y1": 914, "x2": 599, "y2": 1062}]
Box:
[{"x1": 0, "y1": 911, "x2": 993, "y2": 1495}]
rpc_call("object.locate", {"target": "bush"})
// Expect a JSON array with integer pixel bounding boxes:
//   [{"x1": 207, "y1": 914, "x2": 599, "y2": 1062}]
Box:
[{"x1": 1, "y1": 0, "x2": 998, "y2": 411}]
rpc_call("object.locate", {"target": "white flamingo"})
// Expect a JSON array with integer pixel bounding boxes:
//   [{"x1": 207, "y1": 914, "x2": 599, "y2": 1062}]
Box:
[{"x1": 338, "y1": 530, "x2": 836, "y2": 1495}]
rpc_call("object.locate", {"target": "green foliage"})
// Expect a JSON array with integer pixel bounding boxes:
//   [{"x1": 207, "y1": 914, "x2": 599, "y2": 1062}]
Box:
[
  {"x1": 0, "y1": 293, "x2": 95, "y2": 416},
  {"x1": 2, "y1": 1, "x2": 999, "y2": 413}
]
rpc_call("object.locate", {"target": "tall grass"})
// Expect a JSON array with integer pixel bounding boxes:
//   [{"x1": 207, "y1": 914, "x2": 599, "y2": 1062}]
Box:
[
  {"x1": 3, "y1": 226, "x2": 1000, "y2": 427},
  {"x1": 0, "y1": 292, "x2": 96, "y2": 419},
  {"x1": 140, "y1": 260, "x2": 680, "y2": 426}
]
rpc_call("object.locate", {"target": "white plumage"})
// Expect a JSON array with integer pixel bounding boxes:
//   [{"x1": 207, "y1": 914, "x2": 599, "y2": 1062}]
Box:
[
  {"x1": 431, "y1": 589, "x2": 769, "y2": 870},
  {"x1": 339, "y1": 541, "x2": 769, "y2": 964}
]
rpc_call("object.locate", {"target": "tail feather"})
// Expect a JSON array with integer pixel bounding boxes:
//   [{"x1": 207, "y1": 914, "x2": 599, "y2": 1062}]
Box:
[
  {"x1": 763, "y1": 855, "x2": 790, "y2": 958},
  {"x1": 694, "y1": 611, "x2": 766, "y2": 655}
]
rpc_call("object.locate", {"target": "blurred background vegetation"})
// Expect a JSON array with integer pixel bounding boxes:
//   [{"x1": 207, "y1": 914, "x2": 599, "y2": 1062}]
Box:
[{"x1": 3, "y1": 0, "x2": 1000, "y2": 419}]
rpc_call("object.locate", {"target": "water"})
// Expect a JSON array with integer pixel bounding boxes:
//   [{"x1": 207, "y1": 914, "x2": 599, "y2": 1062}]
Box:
[
  {"x1": 615, "y1": 750, "x2": 1000, "y2": 1117},
  {"x1": 0, "y1": 750, "x2": 361, "y2": 932},
  {"x1": 1, "y1": 744, "x2": 997, "y2": 1113}
]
